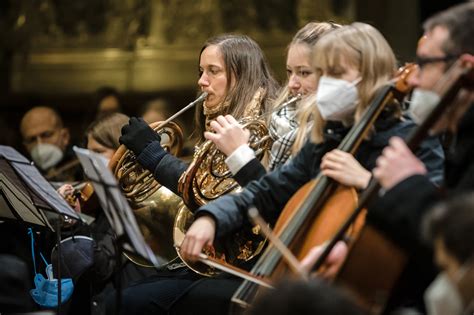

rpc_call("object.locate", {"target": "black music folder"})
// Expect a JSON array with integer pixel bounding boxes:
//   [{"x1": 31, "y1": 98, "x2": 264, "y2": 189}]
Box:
[
  {"x1": 0, "y1": 145, "x2": 79, "y2": 229},
  {"x1": 73, "y1": 146, "x2": 158, "y2": 267}
]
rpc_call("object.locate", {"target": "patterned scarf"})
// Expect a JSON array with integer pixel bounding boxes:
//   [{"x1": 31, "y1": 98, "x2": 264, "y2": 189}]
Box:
[
  {"x1": 203, "y1": 88, "x2": 265, "y2": 132},
  {"x1": 268, "y1": 101, "x2": 300, "y2": 170}
]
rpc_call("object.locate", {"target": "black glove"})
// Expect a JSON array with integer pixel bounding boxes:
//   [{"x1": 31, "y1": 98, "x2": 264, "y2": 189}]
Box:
[{"x1": 119, "y1": 117, "x2": 161, "y2": 156}]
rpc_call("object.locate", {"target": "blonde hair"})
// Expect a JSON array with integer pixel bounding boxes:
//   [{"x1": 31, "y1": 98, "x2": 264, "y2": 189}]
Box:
[
  {"x1": 270, "y1": 22, "x2": 341, "y2": 154},
  {"x1": 295, "y1": 22, "x2": 397, "y2": 146},
  {"x1": 273, "y1": 22, "x2": 340, "y2": 110}
]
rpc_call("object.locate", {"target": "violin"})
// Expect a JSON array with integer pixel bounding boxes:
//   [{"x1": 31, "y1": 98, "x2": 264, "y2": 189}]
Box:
[{"x1": 63, "y1": 181, "x2": 99, "y2": 216}]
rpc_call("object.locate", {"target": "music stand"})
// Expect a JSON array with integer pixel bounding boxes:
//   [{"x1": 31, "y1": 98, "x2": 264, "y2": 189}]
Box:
[
  {"x1": 0, "y1": 145, "x2": 80, "y2": 313},
  {"x1": 0, "y1": 145, "x2": 80, "y2": 225},
  {"x1": 73, "y1": 147, "x2": 159, "y2": 313}
]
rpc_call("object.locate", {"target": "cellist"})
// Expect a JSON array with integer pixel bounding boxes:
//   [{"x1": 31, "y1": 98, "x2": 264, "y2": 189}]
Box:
[
  {"x1": 366, "y1": 3, "x2": 474, "y2": 313},
  {"x1": 180, "y1": 22, "x2": 445, "y2": 309}
]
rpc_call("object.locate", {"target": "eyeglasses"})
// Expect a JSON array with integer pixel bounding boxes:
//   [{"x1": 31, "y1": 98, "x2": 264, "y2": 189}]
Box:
[{"x1": 415, "y1": 54, "x2": 458, "y2": 69}]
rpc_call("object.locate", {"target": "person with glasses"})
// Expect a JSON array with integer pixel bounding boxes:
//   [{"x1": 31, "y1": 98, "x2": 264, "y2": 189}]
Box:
[
  {"x1": 370, "y1": 2, "x2": 473, "y2": 250},
  {"x1": 358, "y1": 2, "x2": 473, "y2": 313},
  {"x1": 20, "y1": 106, "x2": 83, "y2": 182}
]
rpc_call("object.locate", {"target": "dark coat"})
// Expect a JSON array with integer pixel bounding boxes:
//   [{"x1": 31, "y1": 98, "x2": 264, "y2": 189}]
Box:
[
  {"x1": 196, "y1": 117, "x2": 444, "y2": 238},
  {"x1": 367, "y1": 104, "x2": 474, "y2": 312}
]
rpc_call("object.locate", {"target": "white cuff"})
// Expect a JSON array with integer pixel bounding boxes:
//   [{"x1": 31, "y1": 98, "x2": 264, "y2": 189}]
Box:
[{"x1": 225, "y1": 144, "x2": 256, "y2": 175}]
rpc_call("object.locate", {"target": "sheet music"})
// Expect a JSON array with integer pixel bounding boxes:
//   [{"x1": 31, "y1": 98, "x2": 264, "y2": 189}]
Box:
[
  {"x1": 74, "y1": 147, "x2": 158, "y2": 267},
  {"x1": 0, "y1": 145, "x2": 79, "y2": 220}
]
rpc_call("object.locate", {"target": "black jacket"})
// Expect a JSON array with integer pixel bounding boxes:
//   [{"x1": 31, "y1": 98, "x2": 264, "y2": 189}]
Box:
[
  {"x1": 196, "y1": 117, "x2": 444, "y2": 238},
  {"x1": 366, "y1": 105, "x2": 474, "y2": 312},
  {"x1": 369, "y1": 105, "x2": 474, "y2": 252}
]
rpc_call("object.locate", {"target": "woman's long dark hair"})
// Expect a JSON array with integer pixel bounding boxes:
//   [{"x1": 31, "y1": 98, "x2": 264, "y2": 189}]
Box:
[{"x1": 194, "y1": 34, "x2": 279, "y2": 142}]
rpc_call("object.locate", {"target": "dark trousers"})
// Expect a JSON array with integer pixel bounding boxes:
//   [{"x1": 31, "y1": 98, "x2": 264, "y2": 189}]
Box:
[
  {"x1": 105, "y1": 267, "x2": 243, "y2": 315},
  {"x1": 170, "y1": 277, "x2": 242, "y2": 315},
  {"x1": 105, "y1": 268, "x2": 201, "y2": 315}
]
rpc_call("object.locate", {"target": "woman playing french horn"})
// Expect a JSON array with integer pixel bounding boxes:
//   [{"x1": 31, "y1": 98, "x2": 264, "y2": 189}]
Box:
[{"x1": 111, "y1": 34, "x2": 279, "y2": 315}]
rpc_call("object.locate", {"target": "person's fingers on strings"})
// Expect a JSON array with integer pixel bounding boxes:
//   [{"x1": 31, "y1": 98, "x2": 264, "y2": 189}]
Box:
[
  {"x1": 320, "y1": 157, "x2": 343, "y2": 171},
  {"x1": 321, "y1": 169, "x2": 345, "y2": 183}
]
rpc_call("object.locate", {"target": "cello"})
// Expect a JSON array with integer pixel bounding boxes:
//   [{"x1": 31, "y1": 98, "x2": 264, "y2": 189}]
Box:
[{"x1": 230, "y1": 64, "x2": 417, "y2": 311}]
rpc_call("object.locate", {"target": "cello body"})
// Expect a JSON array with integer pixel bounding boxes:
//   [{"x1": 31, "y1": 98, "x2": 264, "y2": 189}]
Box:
[
  {"x1": 272, "y1": 178, "x2": 363, "y2": 274},
  {"x1": 335, "y1": 225, "x2": 407, "y2": 313}
]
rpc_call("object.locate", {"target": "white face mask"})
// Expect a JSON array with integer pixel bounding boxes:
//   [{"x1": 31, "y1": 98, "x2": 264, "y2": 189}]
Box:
[
  {"x1": 315, "y1": 76, "x2": 361, "y2": 121},
  {"x1": 424, "y1": 272, "x2": 463, "y2": 315},
  {"x1": 30, "y1": 143, "x2": 64, "y2": 170},
  {"x1": 408, "y1": 88, "x2": 441, "y2": 124}
]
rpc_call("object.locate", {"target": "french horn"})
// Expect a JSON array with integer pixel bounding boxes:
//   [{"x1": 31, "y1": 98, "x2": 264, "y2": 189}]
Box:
[
  {"x1": 110, "y1": 120, "x2": 184, "y2": 267},
  {"x1": 174, "y1": 116, "x2": 273, "y2": 276},
  {"x1": 110, "y1": 93, "x2": 207, "y2": 267}
]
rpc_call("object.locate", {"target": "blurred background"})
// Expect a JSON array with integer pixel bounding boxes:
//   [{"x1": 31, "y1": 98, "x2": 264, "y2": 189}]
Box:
[{"x1": 0, "y1": 0, "x2": 462, "y2": 154}]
